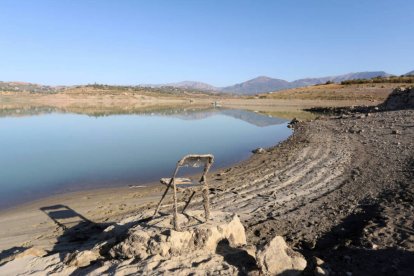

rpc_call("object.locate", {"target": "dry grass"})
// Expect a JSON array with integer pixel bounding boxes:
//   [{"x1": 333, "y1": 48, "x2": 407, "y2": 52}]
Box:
[{"x1": 261, "y1": 83, "x2": 407, "y2": 101}]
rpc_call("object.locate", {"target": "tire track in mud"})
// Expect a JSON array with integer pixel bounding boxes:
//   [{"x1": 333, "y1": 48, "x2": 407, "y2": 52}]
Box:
[{"x1": 211, "y1": 130, "x2": 354, "y2": 223}]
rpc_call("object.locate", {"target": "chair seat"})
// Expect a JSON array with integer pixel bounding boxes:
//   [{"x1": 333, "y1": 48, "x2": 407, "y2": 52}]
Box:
[{"x1": 160, "y1": 178, "x2": 202, "y2": 189}]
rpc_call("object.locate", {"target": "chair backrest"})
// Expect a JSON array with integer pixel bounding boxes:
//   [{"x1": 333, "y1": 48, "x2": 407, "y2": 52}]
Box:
[
  {"x1": 175, "y1": 154, "x2": 214, "y2": 183},
  {"x1": 177, "y1": 154, "x2": 214, "y2": 169}
]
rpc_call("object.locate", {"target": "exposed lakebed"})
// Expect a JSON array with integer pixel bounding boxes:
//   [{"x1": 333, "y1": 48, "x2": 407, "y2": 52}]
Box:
[{"x1": 0, "y1": 108, "x2": 291, "y2": 209}]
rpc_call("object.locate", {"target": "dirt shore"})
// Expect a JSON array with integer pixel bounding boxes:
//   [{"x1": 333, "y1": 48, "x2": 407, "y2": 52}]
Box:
[
  {"x1": 212, "y1": 107, "x2": 414, "y2": 275},
  {"x1": 0, "y1": 90, "x2": 413, "y2": 274}
]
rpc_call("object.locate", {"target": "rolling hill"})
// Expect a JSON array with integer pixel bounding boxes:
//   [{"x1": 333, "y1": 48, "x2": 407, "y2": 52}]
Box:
[
  {"x1": 1, "y1": 70, "x2": 410, "y2": 95},
  {"x1": 164, "y1": 71, "x2": 393, "y2": 95},
  {"x1": 220, "y1": 76, "x2": 291, "y2": 95}
]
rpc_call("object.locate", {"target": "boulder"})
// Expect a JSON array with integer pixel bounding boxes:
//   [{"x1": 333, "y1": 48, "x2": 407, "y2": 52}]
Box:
[{"x1": 256, "y1": 236, "x2": 307, "y2": 276}]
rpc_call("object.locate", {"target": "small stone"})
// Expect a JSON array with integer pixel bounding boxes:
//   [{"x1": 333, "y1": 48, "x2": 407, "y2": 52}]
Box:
[
  {"x1": 313, "y1": 256, "x2": 325, "y2": 266},
  {"x1": 392, "y1": 129, "x2": 400, "y2": 134},
  {"x1": 252, "y1": 148, "x2": 266, "y2": 154},
  {"x1": 315, "y1": 266, "x2": 330, "y2": 276},
  {"x1": 290, "y1": 118, "x2": 300, "y2": 125}
]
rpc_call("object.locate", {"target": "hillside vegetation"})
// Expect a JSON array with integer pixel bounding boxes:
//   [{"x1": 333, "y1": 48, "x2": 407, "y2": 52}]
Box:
[
  {"x1": 260, "y1": 82, "x2": 410, "y2": 101},
  {"x1": 341, "y1": 75, "x2": 414, "y2": 85}
]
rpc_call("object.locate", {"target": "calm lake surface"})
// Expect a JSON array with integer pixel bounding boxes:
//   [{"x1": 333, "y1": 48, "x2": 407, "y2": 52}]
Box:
[{"x1": 0, "y1": 108, "x2": 291, "y2": 209}]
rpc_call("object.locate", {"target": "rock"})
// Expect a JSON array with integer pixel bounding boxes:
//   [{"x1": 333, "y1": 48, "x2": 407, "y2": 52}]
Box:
[
  {"x1": 315, "y1": 266, "x2": 330, "y2": 275},
  {"x1": 256, "y1": 236, "x2": 307, "y2": 276},
  {"x1": 392, "y1": 129, "x2": 400, "y2": 134},
  {"x1": 313, "y1": 256, "x2": 325, "y2": 266},
  {"x1": 64, "y1": 249, "x2": 101, "y2": 267},
  {"x1": 290, "y1": 118, "x2": 300, "y2": 124},
  {"x1": 15, "y1": 247, "x2": 47, "y2": 259},
  {"x1": 252, "y1": 148, "x2": 266, "y2": 154},
  {"x1": 110, "y1": 211, "x2": 246, "y2": 260},
  {"x1": 381, "y1": 87, "x2": 414, "y2": 110}
]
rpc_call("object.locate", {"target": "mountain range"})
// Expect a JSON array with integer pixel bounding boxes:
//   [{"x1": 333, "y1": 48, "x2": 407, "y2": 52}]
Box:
[
  {"x1": 2, "y1": 70, "x2": 413, "y2": 95},
  {"x1": 160, "y1": 71, "x2": 400, "y2": 95}
]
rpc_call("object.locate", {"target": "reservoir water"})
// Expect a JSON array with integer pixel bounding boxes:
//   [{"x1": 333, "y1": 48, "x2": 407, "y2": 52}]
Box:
[{"x1": 0, "y1": 108, "x2": 292, "y2": 209}]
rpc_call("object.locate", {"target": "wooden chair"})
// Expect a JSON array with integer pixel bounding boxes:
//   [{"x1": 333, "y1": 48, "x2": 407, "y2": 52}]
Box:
[{"x1": 153, "y1": 154, "x2": 214, "y2": 231}]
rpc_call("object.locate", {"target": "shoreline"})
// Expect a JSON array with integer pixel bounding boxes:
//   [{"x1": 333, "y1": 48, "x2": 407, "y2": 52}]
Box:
[
  {"x1": 0, "y1": 144, "x2": 283, "y2": 252},
  {"x1": 0, "y1": 148, "x2": 261, "y2": 215}
]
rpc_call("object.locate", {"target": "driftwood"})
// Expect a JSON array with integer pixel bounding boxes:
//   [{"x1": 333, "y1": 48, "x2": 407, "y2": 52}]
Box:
[{"x1": 153, "y1": 154, "x2": 214, "y2": 231}]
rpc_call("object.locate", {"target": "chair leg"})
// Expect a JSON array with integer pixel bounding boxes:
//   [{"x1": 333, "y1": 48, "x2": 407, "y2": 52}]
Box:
[
  {"x1": 202, "y1": 184, "x2": 210, "y2": 221},
  {"x1": 182, "y1": 191, "x2": 196, "y2": 214},
  {"x1": 153, "y1": 184, "x2": 171, "y2": 218},
  {"x1": 172, "y1": 182, "x2": 180, "y2": 231}
]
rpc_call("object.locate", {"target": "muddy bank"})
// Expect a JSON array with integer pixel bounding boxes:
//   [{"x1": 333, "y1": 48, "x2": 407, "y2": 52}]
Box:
[
  {"x1": 1, "y1": 89, "x2": 413, "y2": 275},
  {"x1": 208, "y1": 90, "x2": 414, "y2": 274}
]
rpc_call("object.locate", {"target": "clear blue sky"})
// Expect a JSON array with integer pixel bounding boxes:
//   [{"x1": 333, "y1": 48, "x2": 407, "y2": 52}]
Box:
[{"x1": 0, "y1": 0, "x2": 413, "y2": 86}]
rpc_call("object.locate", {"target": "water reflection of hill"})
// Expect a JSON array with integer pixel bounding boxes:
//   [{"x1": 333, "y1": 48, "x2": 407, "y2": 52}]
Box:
[
  {"x1": 173, "y1": 109, "x2": 287, "y2": 126},
  {"x1": 0, "y1": 106, "x2": 287, "y2": 127}
]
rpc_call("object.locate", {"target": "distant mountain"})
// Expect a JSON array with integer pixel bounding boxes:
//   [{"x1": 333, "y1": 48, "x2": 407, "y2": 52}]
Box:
[
  {"x1": 1, "y1": 70, "x2": 408, "y2": 95},
  {"x1": 220, "y1": 76, "x2": 291, "y2": 95},
  {"x1": 220, "y1": 71, "x2": 392, "y2": 94},
  {"x1": 148, "y1": 81, "x2": 218, "y2": 91},
  {"x1": 404, "y1": 70, "x2": 414, "y2": 76},
  {"x1": 291, "y1": 71, "x2": 392, "y2": 88},
  {"x1": 0, "y1": 81, "x2": 57, "y2": 93}
]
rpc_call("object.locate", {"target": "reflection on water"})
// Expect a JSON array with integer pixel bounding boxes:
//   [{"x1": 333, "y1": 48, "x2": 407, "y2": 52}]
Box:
[
  {"x1": 0, "y1": 107, "x2": 291, "y2": 209},
  {"x1": 0, "y1": 105, "x2": 287, "y2": 126}
]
